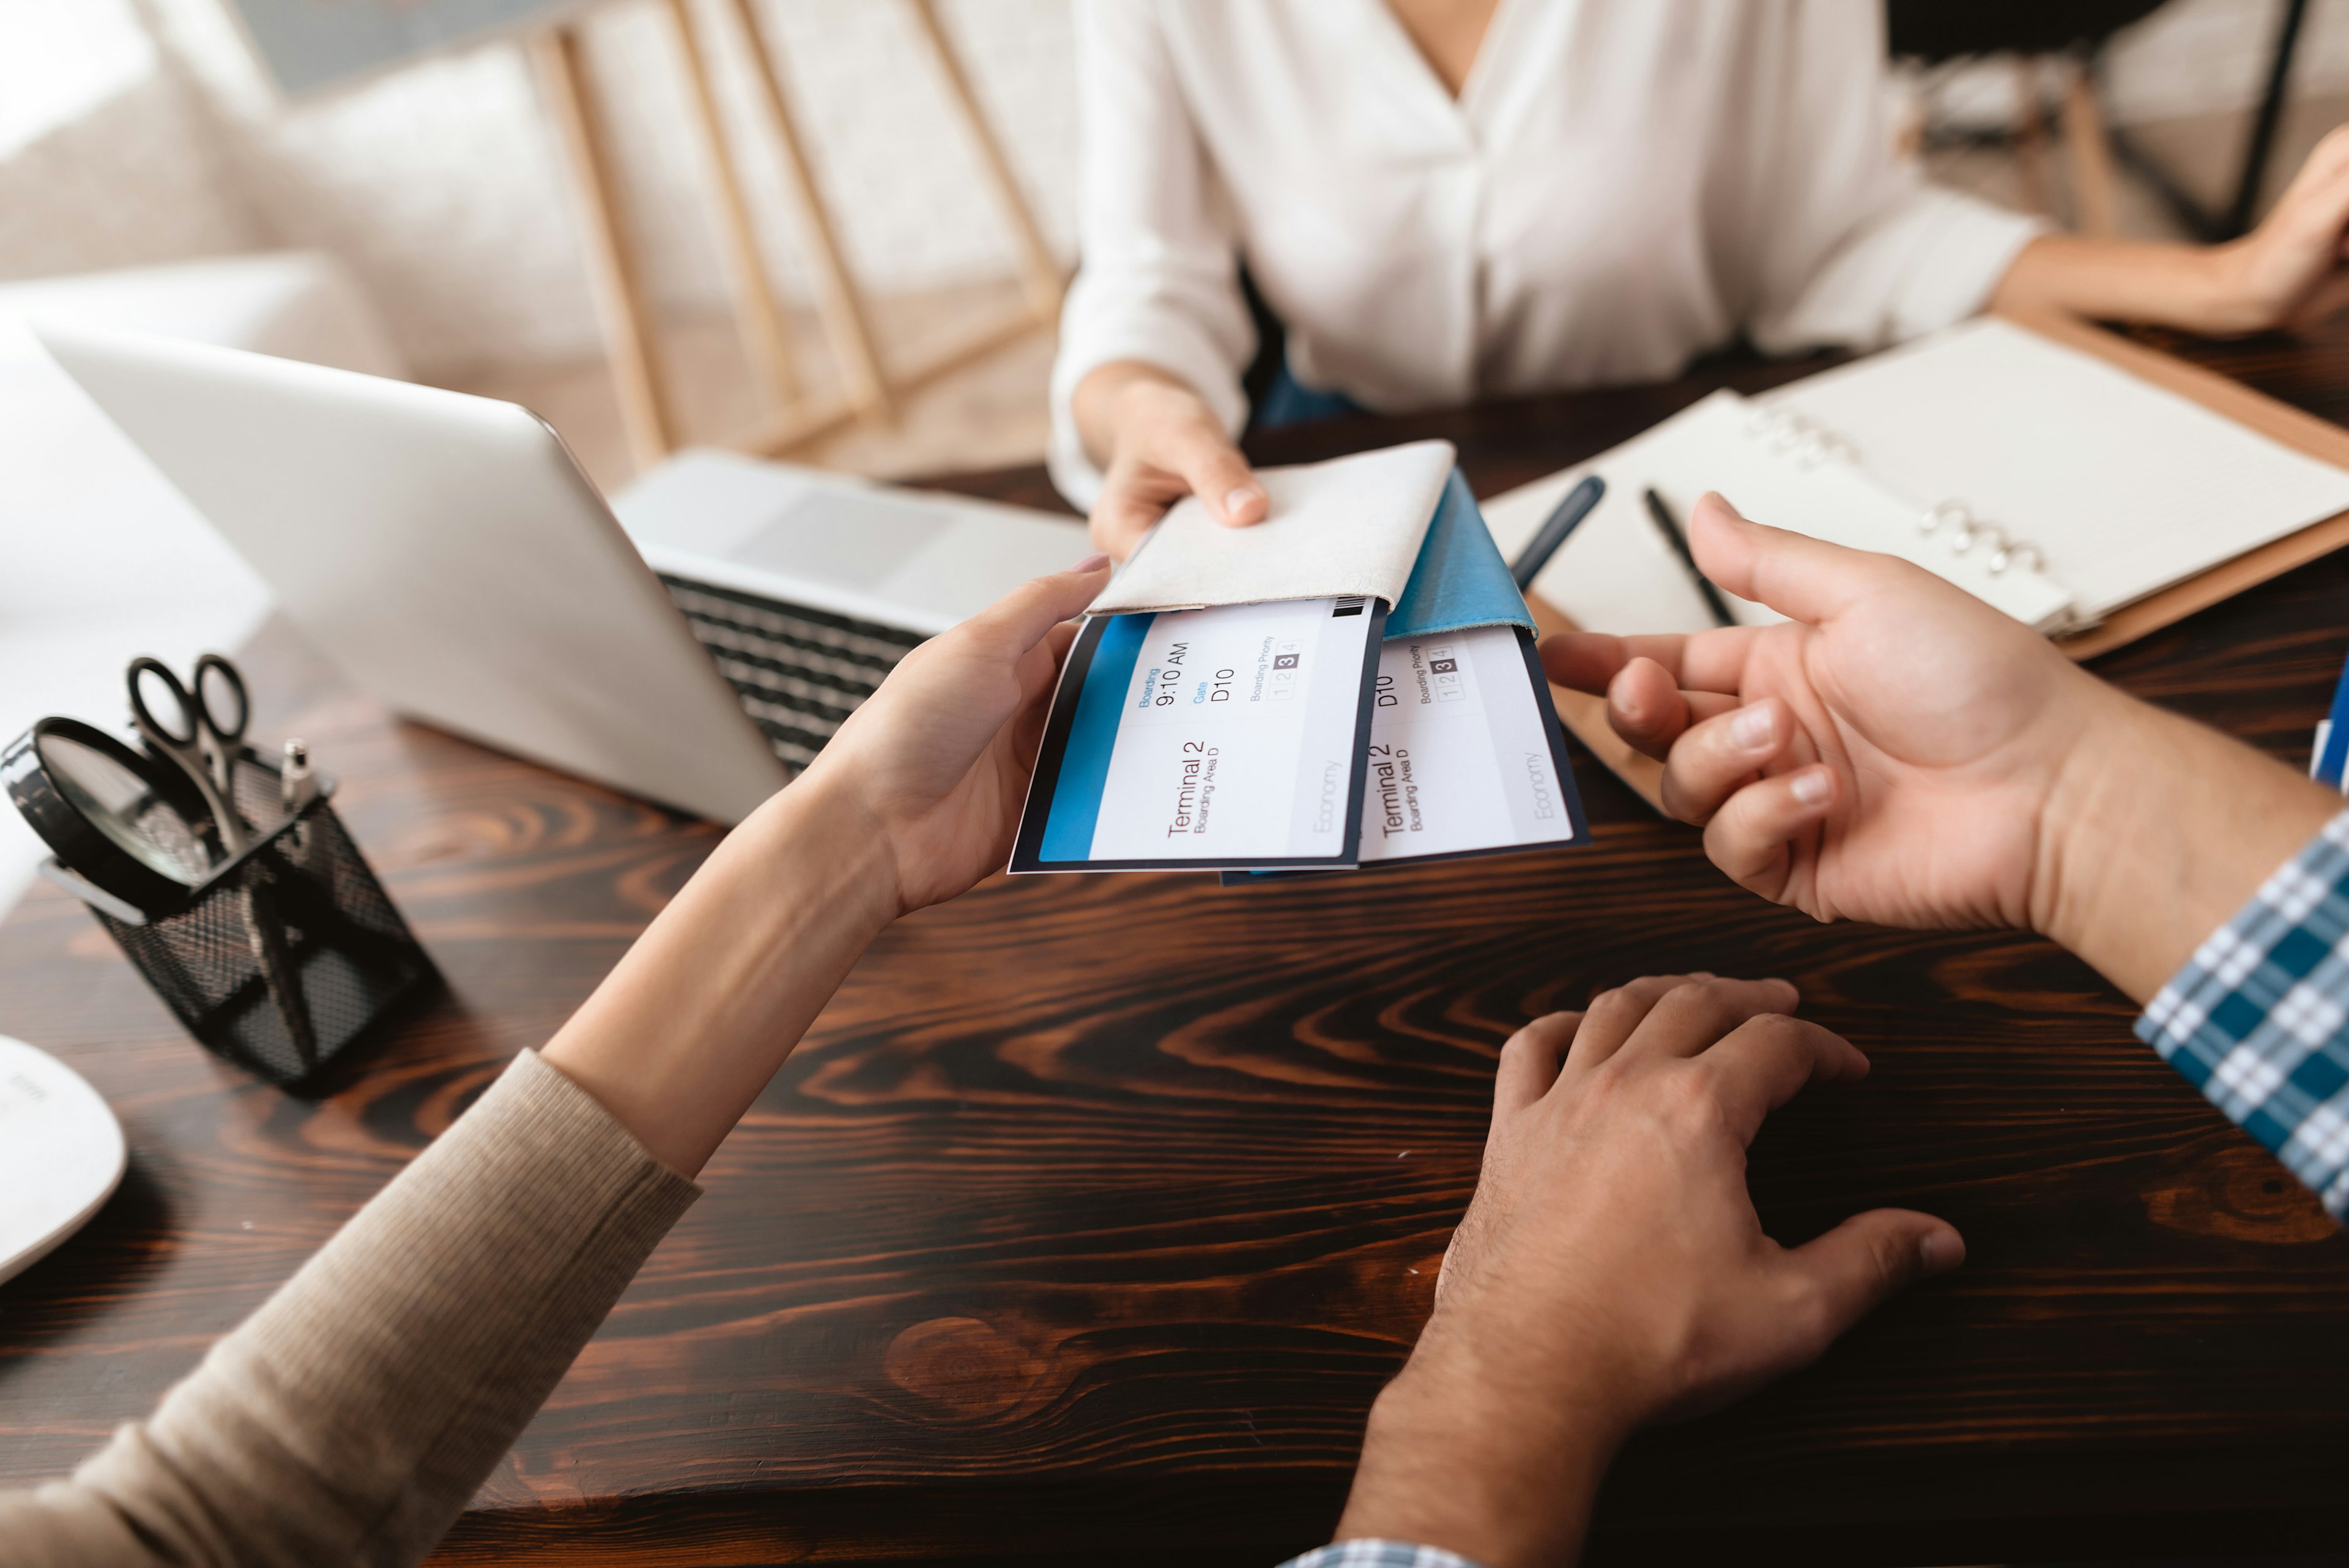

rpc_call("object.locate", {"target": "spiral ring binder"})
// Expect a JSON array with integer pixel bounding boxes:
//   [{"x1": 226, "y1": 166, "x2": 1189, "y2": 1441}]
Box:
[
  {"x1": 1917, "y1": 502, "x2": 2047, "y2": 578},
  {"x1": 1745, "y1": 403, "x2": 2065, "y2": 609}
]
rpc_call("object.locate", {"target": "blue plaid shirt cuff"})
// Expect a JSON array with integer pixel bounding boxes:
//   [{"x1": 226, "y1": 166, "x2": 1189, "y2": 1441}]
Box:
[
  {"x1": 2138, "y1": 809, "x2": 2349, "y2": 1219},
  {"x1": 1278, "y1": 1543, "x2": 1487, "y2": 1568}
]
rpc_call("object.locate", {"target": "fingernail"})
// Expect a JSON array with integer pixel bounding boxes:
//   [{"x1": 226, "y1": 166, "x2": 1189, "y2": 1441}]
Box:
[
  {"x1": 1069, "y1": 552, "x2": 1111, "y2": 573},
  {"x1": 1919, "y1": 1230, "x2": 1965, "y2": 1273},
  {"x1": 1225, "y1": 484, "x2": 1264, "y2": 516},
  {"x1": 1790, "y1": 767, "x2": 1832, "y2": 806},
  {"x1": 1730, "y1": 703, "x2": 1775, "y2": 749}
]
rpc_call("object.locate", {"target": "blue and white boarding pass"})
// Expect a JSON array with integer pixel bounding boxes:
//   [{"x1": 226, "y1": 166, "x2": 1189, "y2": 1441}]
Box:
[
  {"x1": 1221, "y1": 622, "x2": 1584, "y2": 884},
  {"x1": 1359, "y1": 624, "x2": 1583, "y2": 864},
  {"x1": 1009, "y1": 596, "x2": 1386, "y2": 872}
]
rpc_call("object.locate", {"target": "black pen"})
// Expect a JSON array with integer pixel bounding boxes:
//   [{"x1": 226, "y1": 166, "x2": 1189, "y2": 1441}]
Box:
[
  {"x1": 1508, "y1": 474, "x2": 1605, "y2": 589},
  {"x1": 1643, "y1": 487, "x2": 1735, "y2": 628}
]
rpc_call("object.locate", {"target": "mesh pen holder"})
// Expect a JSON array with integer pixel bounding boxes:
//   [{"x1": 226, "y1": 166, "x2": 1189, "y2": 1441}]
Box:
[{"x1": 43, "y1": 751, "x2": 438, "y2": 1087}]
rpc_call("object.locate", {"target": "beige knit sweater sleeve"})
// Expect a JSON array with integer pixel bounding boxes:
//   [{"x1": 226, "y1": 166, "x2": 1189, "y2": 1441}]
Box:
[{"x1": 1, "y1": 1050, "x2": 700, "y2": 1568}]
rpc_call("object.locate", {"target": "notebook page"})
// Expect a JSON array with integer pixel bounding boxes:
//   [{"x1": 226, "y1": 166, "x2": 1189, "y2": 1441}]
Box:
[
  {"x1": 1485, "y1": 391, "x2": 2073, "y2": 637},
  {"x1": 1482, "y1": 399, "x2": 1753, "y2": 638},
  {"x1": 1764, "y1": 318, "x2": 2349, "y2": 619}
]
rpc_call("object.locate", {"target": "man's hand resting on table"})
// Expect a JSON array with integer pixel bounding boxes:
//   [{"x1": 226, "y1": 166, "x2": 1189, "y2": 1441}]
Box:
[
  {"x1": 1539, "y1": 495, "x2": 2340, "y2": 1003},
  {"x1": 1334, "y1": 976, "x2": 1961, "y2": 1568}
]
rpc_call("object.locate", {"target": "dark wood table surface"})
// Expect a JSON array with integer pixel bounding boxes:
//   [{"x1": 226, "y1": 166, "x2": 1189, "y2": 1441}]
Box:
[{"x1": 9, "y1": 325, "x2": 2349, "y2": 1567}]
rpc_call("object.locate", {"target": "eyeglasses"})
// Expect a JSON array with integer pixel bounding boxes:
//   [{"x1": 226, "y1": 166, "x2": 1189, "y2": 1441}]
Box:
[{"x1": 5, "y1": 653, "x2": 317, "y2": 1068}]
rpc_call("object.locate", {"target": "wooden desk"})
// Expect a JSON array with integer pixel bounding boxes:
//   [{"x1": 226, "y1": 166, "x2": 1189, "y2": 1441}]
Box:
[{"x1": 7, "y1": 329, "x2": 2349, "y2": 1567}]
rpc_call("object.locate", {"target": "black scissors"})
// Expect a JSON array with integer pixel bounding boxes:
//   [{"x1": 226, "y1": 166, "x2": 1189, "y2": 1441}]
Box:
[
  {"x1": 127, "y1": 654, "x2": 317, "y2": 1068},
  {"x1": 128, "y1": 654, "x2": 250, "y2": 856}
]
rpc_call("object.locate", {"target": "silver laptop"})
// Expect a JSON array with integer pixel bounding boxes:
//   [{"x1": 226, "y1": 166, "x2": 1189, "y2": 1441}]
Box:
[{"x1": 38, "y1": 325, "x2": 1087, "y2": 824}]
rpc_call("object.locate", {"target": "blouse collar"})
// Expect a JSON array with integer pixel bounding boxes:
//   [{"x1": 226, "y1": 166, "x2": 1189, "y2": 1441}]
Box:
[{"x1": 1353, "y1": 0, "x2": 1575, "y2": 153}]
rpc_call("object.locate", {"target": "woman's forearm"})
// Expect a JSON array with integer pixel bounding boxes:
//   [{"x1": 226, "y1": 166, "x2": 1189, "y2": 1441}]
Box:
[
  {"x1": 0, "y1": 780, "x2": 916, "y2": 1565},
  {"x1": 1999, "y1": 126, "x2": 2349, "y2": 338},
  {"x1": 0, "y1": 562, "x2": 1098, "y2": 1567},
  {"x1": 1990, "y1": 234, "x2": 2255, "y2": 335},
  {"x1": 0, "y1": 1052, "x2": 699, "y2": 1568},
  {"x1": 541, "y1": 774, "x2": 899, "y2": 1178},
  {"x1": 1994, "y1": 129, "x2": 2349, "y2": 336}
]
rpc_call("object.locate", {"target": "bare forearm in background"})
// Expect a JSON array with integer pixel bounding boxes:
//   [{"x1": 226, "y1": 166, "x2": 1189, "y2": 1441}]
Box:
[
  {"x1": 1991, "y1": 234, "x2": 2254, "y2": 334},
  {"x1": 1992, "y1": 133, "x2": 2349, "y2": 336}
]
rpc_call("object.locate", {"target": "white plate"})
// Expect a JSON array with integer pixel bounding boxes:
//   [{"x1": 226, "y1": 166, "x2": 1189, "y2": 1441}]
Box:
[{"x1": 0, "y1": 1034, "x2": 126, "y2": 1286}]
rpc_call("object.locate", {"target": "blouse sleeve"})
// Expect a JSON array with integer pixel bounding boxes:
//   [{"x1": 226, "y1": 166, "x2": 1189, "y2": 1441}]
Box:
[
  {"x1": 0, "y1": 1050, "x2": 699, "y2": 1568},
  {"x1": 2139, "y1": 809, "x2": 2349, "y2": 1220},
  {"x1": 1047, "y1": 0, "x2": 1256, "y2": 513},
  {"x1": 1720, "y1": 0, "x2": 2049, "y2": 355}
]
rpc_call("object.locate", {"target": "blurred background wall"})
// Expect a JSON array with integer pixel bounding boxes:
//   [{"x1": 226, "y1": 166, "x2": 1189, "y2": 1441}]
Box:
[
  {"x1": 4, "y1": 0, "x2": 2339, "y2": 388},
  {"x1": 0, "y1": 0, "x2": 1077, "y2": 383},
  {"x1": 5, "y1": 0, "x2": 2347, "y2": 438}
]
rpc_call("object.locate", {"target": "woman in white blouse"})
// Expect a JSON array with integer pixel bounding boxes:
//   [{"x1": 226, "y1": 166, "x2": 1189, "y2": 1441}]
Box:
[{"x1": 1056, "y1": 0, "x2": 2349, "y2": 555}]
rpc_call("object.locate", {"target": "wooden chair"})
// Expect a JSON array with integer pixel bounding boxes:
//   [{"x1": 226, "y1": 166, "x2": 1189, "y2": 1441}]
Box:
[
  {"x1": 1887, "y1": 0, "x2": 2167, "y2": 237},
  {"x1": 1887, "y1": 0, "x2": 2309, "y2": 243},
  {"x1": 532, "y1": 0, "x2": 1064, "y2": 472}
]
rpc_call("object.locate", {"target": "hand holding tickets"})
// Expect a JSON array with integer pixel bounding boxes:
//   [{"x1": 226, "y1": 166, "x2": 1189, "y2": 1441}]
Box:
[
  {"x1": 1010, "y1": 596, "x2": 1386, "y2": 872},
  {"x1": 1545, "y1": 490, "x2": 2342, "y2": 1006},
  {"x1": 1011, "y1": 445, "x2": 1587, "y2": 877},
  {"x1": 1541, "y1": 491, "x2": 2089, "y2": 929},
  {"x1": 806, "y1": 555, "x2": 1111, "y2": 912}
]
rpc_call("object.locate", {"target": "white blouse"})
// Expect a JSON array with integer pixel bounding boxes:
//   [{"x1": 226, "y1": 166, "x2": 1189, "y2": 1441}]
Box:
[{"x1": 1047, "y1": 0, "x2": 2045, "y2": 509}]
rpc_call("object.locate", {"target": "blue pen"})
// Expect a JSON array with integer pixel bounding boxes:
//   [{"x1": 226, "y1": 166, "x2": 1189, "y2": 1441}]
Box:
[
  {"x1": 1509, "y1": 475, "x2": 1605, "y2": 589},
  {"x1": 2317, "y1": 644, "x2": 2349, "y2": 787}
]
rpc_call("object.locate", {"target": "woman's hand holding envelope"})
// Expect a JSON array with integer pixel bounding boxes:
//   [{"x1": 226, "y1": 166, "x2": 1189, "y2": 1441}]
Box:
[
  {"x1": 1074, "y1": 362, "x2": 1269, "y2": 560},
  {"x1": 1543, "y1": 494, "x2": 2339, "y2": 1003}
]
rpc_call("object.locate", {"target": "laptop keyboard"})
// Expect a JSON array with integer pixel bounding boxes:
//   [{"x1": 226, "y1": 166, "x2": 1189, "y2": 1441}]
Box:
[{"x1": 659, "y1": 575, "x2": 927, "y2": 776}]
